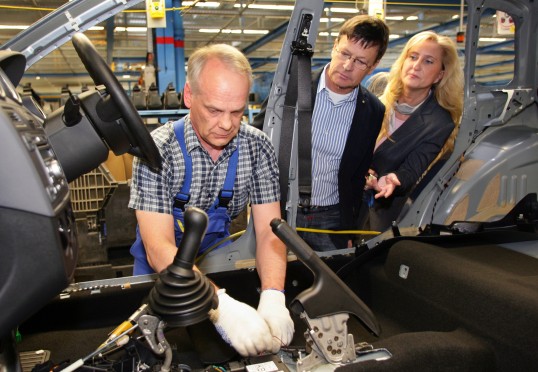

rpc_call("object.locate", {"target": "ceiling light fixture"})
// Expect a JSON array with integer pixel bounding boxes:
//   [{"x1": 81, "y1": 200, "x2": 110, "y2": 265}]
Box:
[
  {"x1": 319, "y1": 31, "x2": 340, "y2": 37},
  {"x1": 406, "y1": 16, "x2": 419, "y2": 21},
  {"x1": 182, "y1": 1, "x2": 220, "y2": 7},
  {"x1": 0, "y1": 25, "x2": 28, "y2": 30},
  {"x1": 0, "y1": 25, "x2": 104, "y2": 30},
  {"x1": 234, "y1": 4, "x2": 294, "y2": 11},
  {"x1": 199, "y1": 28, "x2": 268, "y2": 34},
  {"x1": 324, "y1": 7, "x2": 359, "y2": 14},
  {"x1": 243, "y1": 30, "x2": 269, "y2": 35},
  {"x1": 320, "y1": 18, "x2": 346, "y2": 23},
  {"x1": 115, "y1": 27, "x2": 148, "y2": 33},
  {"x1": 479, "y1": 37, "x2": 507, "y2": 42},
  {"x1": 385, "y1": 16, "x2": 404, "y2": 21}
]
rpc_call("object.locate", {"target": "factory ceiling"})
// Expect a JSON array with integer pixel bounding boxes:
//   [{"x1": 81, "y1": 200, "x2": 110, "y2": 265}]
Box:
[{"x1": 0, "y1": 0, "x2": 515, "y2": 96}]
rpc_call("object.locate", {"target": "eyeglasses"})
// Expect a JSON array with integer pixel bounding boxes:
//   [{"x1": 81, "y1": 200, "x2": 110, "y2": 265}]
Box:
[{"x1": 334, "y1": 47, "x2": 371, "y2": 71}]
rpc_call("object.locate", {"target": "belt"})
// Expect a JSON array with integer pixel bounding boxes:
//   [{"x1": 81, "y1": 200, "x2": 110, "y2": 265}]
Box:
[
  {"x1": 297, "y1": 204, "x2": 338, "y2": 213},
  {"x1": 297, "y1": 193, "x2": 338, "y2": 213}
]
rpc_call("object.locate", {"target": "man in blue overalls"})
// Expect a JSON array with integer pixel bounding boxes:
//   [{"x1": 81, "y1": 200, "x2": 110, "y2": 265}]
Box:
[{"x1": 128, "y1": 44, "x2": 293, "y2": 357}]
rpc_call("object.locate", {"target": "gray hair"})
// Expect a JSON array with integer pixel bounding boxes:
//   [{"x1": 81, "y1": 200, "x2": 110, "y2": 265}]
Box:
[{"x1": 187, "y1": 44, "x2": 253, "y2": 93}]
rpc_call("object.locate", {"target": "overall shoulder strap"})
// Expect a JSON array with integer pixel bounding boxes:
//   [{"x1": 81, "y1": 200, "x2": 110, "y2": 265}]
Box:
[
  {"x1": 218, "y1": 138, "x2": 239, "y2": 208},
  {"x1": 173, "y1": 118, "x2": 192, "y2": 210}
]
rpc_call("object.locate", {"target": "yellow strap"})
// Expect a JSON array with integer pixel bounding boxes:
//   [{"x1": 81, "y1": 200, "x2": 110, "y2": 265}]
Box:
[{"x1": 176, "y1": 219, "x2": 184, "y2": 232}]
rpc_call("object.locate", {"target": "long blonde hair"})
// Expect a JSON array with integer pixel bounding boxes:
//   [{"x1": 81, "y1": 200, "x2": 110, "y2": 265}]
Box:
[{"x1": 378, "y1": 31, "x2": 464, "y2": 161}]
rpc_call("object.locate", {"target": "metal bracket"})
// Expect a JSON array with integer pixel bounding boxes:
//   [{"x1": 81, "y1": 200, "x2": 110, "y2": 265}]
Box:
[
  {"x1": 138, "y1": 314, "x2": 167, "y2": 355},
  {"x1": 64, "y1": 11, "x2": 80, "y2": 32},
  {"x1": 296, "y1": 311, "x2": 393, "y2": 370},
  {"x1": 296, "y1": 312, "x2": 356, "y2": 370},
  {"x1": 485, "y1": 88, "x2": 535, "y2": 127},
  {"x1": 291, "y1": 14, "x2": 314, "y2": 57}
]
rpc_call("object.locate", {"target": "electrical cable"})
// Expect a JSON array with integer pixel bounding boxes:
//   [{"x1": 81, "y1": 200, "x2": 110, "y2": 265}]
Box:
[
  {"x1": 61, "y1": 324, "x2": 138, "y2": 372},
  {"x1": 296, "y1": 227, "x2": 380, "y2": 235},
  {"x1": 98, "y1": 304, "x2": 148, "y2": 349},
  {"x1": 195, "y1": 230, "x2": 245, "y2": 263},
  {"x1": 195, "y1": 226, "x2": 381, "y2": 264}
]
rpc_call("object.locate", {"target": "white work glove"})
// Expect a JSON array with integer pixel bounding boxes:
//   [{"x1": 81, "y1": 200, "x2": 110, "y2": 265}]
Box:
[
  {"x1": 208, "y1": 289, "x2": 273, "y2": 356},
  {"x1": 257, "y1": 289, "x2": 295, "y2": 353}
]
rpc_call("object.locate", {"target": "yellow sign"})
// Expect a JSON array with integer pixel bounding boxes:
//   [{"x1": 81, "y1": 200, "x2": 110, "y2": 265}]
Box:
[
  {"x1": 146, "y1": 0, "x2": 166, "y2": 28},
  {"x1": 149, "y1": 1, "x2": 165, "y2": 18}
]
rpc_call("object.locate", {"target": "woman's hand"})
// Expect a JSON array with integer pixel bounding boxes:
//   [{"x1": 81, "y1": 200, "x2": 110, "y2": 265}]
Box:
[
  {"x1": 364, "y1": 169, "x2": 379, "y2": 190},
  {"x1": 374, "y1": 173, "x2": 401, "y2": 199}
]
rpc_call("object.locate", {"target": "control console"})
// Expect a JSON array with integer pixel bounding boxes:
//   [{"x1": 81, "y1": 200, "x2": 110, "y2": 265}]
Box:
[{"x1": 0, "y1": 52, "x2": 77, "y2": 337}]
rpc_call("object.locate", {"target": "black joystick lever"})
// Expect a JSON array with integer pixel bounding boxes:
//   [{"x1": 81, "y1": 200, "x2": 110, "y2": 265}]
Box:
[
  {"x1": 270, "y1": 218, "x2": 380, "y2": 336},
  {"x1": 148, "y1": 207, "x2": 217, "y2": 327}
]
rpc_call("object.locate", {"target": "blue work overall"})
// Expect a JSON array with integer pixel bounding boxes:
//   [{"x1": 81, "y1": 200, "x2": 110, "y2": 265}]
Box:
[{"x1": 131, "y1": 118, "x2": 238, "y2": 275}]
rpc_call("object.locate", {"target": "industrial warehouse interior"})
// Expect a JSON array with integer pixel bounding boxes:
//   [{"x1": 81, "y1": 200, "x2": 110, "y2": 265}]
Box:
[
  {"x1": 1, "y1": 0, "x2": 513, "y2": 102},
  {"x1": 2, "y1": 0, "x2": 518, "y2": 280},
  {"x1": 2, "y1": 0, "x2": 536, "y2": 371}
]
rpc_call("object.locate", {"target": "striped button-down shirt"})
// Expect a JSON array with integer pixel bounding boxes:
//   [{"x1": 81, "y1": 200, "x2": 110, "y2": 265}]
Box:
[{"x1": 310, "y1": 65, "x2": 359, "y2": 206}]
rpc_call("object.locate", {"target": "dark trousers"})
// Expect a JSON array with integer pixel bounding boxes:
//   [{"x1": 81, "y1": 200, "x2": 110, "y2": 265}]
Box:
[
  {"x1": 358, "y1": 190, "x2": 408, "y2": 233},
  {"x1": 296, "y1": 204, "x2": 349, "y2": 252}
]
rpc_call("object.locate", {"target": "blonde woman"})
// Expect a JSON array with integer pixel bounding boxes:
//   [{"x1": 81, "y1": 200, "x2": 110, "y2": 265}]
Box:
[{"x1": 363, "y1": 31, "x2": 464, "y2": 231}]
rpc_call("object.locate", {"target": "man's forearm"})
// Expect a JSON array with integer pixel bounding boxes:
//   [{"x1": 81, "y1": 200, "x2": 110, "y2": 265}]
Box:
[{"x1": 256, "y1": 237, "x2": 287, "y2": 290}]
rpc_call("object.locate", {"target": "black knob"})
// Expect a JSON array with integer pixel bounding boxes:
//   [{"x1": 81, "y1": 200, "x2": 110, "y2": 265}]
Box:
[{"x1": 148, "y1": 207, "x2": 217, "y2": 327}]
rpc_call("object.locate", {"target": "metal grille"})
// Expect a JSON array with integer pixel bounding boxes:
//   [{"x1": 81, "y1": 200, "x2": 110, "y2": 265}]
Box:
[
  {"x1": 69, "y1": 165, "x2": 118, "y2": 213},
  {"x1": 19, "y1": 350, "x2": 50, "y2": 372}
]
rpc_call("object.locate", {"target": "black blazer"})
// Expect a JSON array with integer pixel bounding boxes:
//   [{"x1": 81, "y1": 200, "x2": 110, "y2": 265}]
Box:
[
  {"x1": 254, "y1": 68, "x2": 385, "y2": 229},
  {"x1": 372, "y1": 94, "x2": 454, "y2": 193},
  {"x1": 369, "y1": 94, "x2": 455, "y2": 230}
]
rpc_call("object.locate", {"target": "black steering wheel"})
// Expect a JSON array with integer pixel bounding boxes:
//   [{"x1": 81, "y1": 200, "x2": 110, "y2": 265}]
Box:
[{"x1": 71, "y1": 32, "x2": 161, "y2": 169}]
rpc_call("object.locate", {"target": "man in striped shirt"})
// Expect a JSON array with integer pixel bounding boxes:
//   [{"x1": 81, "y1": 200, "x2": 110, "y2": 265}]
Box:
[{"x1": 255, "y1": 15, "x2": 389, "y2": 251}]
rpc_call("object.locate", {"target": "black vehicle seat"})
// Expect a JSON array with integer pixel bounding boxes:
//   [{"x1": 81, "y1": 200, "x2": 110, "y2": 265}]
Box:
[
  {"x1": 162, "y1": 82, "x2": 181, "y2": 109},
  {"x1": 146, "y1": 82, "x2": 163, "y2": 110},
  {"x1": 131, "y1": 84, "x2": 147, "y2": 110}
]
